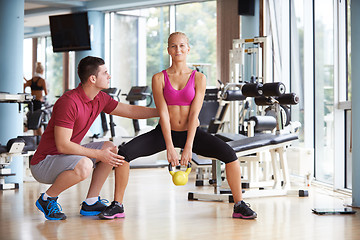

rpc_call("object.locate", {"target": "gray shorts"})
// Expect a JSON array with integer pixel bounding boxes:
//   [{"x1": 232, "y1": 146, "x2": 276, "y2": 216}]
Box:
[{"x1": 30, "y1": 141, "x2": 105, "y2": 184}]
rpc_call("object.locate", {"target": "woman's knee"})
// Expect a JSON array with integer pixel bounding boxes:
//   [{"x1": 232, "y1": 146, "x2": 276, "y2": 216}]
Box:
[
  {"x1": 74, "y1": 157, "x2": 93, "y2": 180},
  {"x1": 225, "y1": 159, "x2": 240, "y2": 167},
  {"x1": 102, "y1": 141, "x2": 118, "y2": 153}
]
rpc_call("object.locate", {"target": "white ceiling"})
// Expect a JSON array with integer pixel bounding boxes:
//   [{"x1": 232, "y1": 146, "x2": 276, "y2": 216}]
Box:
[
  {"x1": 24, "y1": 0, "x2": 201, "y2": 36},
  {"x1": 24, "y1": 1, "x2": 88, "y2": 28}
]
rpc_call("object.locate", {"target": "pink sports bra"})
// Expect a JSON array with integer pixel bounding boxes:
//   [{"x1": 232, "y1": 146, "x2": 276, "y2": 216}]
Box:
[{"x1": 162, "y1": 70, "x2": 196, "y2": 106}]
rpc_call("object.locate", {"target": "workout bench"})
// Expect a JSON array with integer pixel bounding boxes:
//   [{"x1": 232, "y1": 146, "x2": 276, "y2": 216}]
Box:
[
  {"x1": 188, "y1": 81, "x2": 308, "y2": 202},
  {"x1": 0, "y1": 138, "x2": 25, "y2": 190},
  {"x1": 188, "y1": 132, "x2": 306, "y2": 202},
  {"x1": 0, "y1": 92, "x2": 35, "y2": 189}
]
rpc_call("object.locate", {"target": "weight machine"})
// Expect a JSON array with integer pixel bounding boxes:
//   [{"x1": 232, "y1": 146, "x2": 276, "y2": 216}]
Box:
[
  {"x1": 124, "y1": 86, "x2": 153, "y2": 136},
  {"x1": 97, "y1": 87, "x2": 153, "y2": 142},
  {"x1": 0, "y1": 92, "x2": 34, "y2": 189},
  {"x1": 101, "y1": 88, "x2": 121, "y2": 141},
  {"x1": 188, "y1": 37, "x2": 307, "y2": 201}
]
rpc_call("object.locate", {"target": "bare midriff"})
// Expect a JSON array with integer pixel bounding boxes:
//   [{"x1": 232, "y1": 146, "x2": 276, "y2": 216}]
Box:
[{"x1": 167, "y1": 105, "x2": 199, "y2": 131}]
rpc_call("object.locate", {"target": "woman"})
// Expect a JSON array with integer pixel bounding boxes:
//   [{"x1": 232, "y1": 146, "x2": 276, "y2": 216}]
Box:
[
  {"x1": 24, "y1": 62, "x2": 48, "y2": 135},
  {"x1": 99, "y1": 32, "x2": 257, "y2": 220}
]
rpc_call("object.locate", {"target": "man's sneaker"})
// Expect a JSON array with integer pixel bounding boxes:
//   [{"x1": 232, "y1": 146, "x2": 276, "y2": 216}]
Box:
[
  {"x1": 98, "y1": 201, "x2": 125, "y2": 219},
  {"x1": 80, "y1": 197, "x2": 109, "y2": 216},
  {"x1": 233, "y1": 200, "x2": 257, "y2": 219},
  {"x1": 36, "y1": 193, "x2": 67, "y2": 220}
]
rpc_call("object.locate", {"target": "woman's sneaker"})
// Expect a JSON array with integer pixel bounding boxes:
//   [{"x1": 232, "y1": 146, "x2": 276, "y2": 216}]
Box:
[
  {"x1": 36, "y1": 193, "x2": 67, "y2": 220},
  {"x1": 98, "y1": 201, "x2": 125, "y2": 219},
  {"x1": 232, "y1": 200, "x2": 257, "y2": 219},
  {"x1": 80, "y1": 197, "x2": 109, "y2": 216}
]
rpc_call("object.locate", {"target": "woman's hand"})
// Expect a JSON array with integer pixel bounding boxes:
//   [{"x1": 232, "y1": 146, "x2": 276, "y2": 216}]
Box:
[
  {"x1": 180, "y1": 146, "x2": 192, "y2": 166},
  {"x1": 167, "y1": 146, "x2": 180, "y2": 167}
]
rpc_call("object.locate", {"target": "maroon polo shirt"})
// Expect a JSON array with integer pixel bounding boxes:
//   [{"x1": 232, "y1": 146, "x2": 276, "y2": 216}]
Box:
[{"x1": 30, "y1": 84, "x2": 118, "y2": 165}]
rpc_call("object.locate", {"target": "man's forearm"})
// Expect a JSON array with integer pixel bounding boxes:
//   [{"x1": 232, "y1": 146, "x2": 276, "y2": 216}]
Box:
[
  {"x1": 131, "y1": 105, "x2": 159, "y2": 119},
  {"x1": 56, "y1": 141, "x2": 100, "y2": 159},
  {"x1": 110, "y1": 102, "x2": 159, "y2": 119}
]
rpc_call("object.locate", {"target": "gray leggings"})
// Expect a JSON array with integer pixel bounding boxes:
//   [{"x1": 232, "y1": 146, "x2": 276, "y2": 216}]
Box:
[{"x1": 30, "y1": 141, "x2": 104, "y2": 184}]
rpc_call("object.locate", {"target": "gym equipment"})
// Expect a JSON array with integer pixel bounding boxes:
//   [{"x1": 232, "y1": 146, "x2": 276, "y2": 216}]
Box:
[
  {"x1": 188, "y1": 132, "x2": 304, "y2": 202},
  {"x1": 254, "y1": 93, "x2": 299, "y2": 106},
  {"x1": 198, "y1": 87, "x2": 221, "y2": 131},
  {"x1": 188, "y1": 81, "x2": 306, "y2": 201},
  {"x1": 0, "y1": 92, "x2": 34, "y2": 103},
  {"x1": 26, "y1": 102, "x2": 53, "y2": 131},
  {"x1": 262, "y1": 82, "x2": 286, "y2": 96},
  {"x1": 241, "y1": 83, "x2": 263, "y2": 97},
  {"x1": 0, "y1": 92, "x2": 34, "y2": 112},
  {"x1": 276, "y1": 93, "x2": 299, "y2": 105},
  {"x1": 101, "y1": 88, "x2": 121, "y2": 140},
  {"x1": 168, "y1": 163, "x2": 191, "y2": 186},
  {"x1": 241, "y1": 82, "x2": 286, "y2": 98},
  {"x1": 123, "y1": 86, "x2": 153, "y2": 135},
  {"x1": 189, "y1": 36, "x2": 306, "y2": 201},
  {"x1": 0, "y1": 138, "x2": 25, "y2": 190},
  {"x1": 312, "y1": 208, "x2": 356, "y2": 215},
  {"x1": 0, "y1": 92, "x2": 36, "y2": 188}
]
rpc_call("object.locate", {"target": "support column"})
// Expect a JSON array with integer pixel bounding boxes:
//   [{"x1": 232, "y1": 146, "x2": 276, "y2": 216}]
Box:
[
  {"x1": 75, "y1": 11, "x2": 105, "y2": 135},
  {"x1": 240, "y1": 0, "x2": 260, "y2": 39},
  {"x1": 217, "y1": 0, "x2": 240, "y2": 84},
  {"x1": 0, "y1": 0, "x2": 25, "y2": 186},
  {"x1": 240, "y1": 0, "x2": 260, "y2": 83},
  {"x1": 351, "y1": 0, "x2": 360, "y2": 207}
]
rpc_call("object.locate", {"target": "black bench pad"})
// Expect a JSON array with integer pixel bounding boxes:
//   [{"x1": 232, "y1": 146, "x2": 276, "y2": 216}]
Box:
[{"x1": 226, "y1": 134, "x2": 298, "y2": 153}]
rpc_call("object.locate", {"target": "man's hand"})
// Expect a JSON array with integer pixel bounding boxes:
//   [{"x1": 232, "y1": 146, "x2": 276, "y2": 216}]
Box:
[{"x1": 98, "y1": 146, "x2": 125, "y2": 167}]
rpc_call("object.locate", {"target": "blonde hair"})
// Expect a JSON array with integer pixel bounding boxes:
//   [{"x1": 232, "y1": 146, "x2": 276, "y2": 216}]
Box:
[
  {"x1": 35, "y1": 62, "x2": 44, "y2": 74},
  {"x1": 168, "y1": 32, "x2": 190, "y2": 47}
]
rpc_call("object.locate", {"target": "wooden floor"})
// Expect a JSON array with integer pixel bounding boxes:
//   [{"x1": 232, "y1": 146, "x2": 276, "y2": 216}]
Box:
[{"x1": 1, "y1": 167, "x2": 360, "y2": 240}]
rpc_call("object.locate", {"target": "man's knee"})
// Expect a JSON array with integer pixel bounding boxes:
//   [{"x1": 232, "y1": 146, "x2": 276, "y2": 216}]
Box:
[{"x1": 74, "y1": 157, "x2": 93, "y2": 180}]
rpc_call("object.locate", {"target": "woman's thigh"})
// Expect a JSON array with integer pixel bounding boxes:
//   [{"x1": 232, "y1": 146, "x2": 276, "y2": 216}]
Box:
[
  {"x1": 192, "y1": 128, "x2": 237, "y2": 164},
  {"x1": 119, "y1": 126, "x2": 167, "y2": 162}
]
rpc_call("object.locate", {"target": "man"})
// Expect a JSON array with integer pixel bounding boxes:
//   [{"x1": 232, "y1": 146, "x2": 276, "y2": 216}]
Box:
[{"x1": 30, "y1": 56, "x2": 158, "y2": 220}]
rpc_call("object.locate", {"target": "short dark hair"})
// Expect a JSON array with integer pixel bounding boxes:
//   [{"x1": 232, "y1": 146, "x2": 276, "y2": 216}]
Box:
[{"x1": 77, "y1": 56, "x2": 105, "y2": 84}]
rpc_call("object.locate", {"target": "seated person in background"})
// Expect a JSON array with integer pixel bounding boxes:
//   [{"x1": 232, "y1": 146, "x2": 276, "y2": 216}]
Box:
[
  {"x1": 30, "y1": 56, "x2": 159, "y2": 220},
  {"x1": 24, "y1": 62, "x2": 48, "y2": 135},
  {"x1": 99, "y1": 32, "x2": 257, "y2": 220}
]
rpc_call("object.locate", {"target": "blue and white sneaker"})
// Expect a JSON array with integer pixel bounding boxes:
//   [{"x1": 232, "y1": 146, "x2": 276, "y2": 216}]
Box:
[
  {"x1": 36, "y1": 193, "x2": 67, "y2": 220},
  {"x1": 80, "y1": 196, "x2": 109, "y2": 216}
]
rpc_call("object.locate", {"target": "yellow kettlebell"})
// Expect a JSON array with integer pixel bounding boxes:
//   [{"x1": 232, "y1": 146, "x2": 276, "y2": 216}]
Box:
[{"x1": 168, "y1": 162, "x2": 192, "y2": 186}]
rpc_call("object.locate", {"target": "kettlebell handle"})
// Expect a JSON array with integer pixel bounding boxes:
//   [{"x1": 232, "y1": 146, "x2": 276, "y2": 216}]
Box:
[{"x1": 168, "y1": 162, "x2": 192, "y2": 172}]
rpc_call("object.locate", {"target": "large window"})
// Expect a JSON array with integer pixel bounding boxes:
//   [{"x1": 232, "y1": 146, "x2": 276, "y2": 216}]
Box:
[
  {"x1": 346, "y1": 0, "x2": 351, "y2": 101},
  {"x1": 23, "y1": 38, "x2": 33, "y2": 83},
  {"x1": 345, "y1": 0, "x2": 352, "y2": 189},
  {"x1": 175, "y1": 1, "x2": 217, "y2": 86},
  {"x1": 289, "y1": 0, "x2": 351, "y2": 188},
  {"x1": 109, "y1": 1, "x2": 216, "y2": 135},
  {"x1": 45, "y1": 37, "x2": 64, "y2": 104},
  {"x1": 109, "y1": 12, "x2": 147, "y2": 134},
  {"x1": 314, "y1": 0, "x2": 334, "y2": 184},
  {"x1": 22, "y1": 37, "x2": 64, "y2": 104},
  {"x1": 290, "y1": 0, "x2": 305, "y2": 144},
  {"x1": 146, "y1": 7, "x2": 170, "y2": 87}
]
